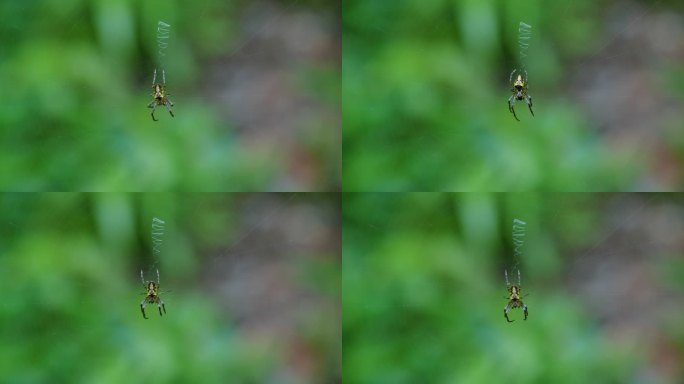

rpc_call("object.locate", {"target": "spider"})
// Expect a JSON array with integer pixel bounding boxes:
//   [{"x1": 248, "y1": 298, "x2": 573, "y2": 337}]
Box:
[
  {"x1": 504, "y1": 269, "x2": 528, "y2": 323},
  {"x1": 508, "y1": 69, "x2": 534, "y2": 121},
  {"x1": 147, "y1": 68, "x2": 175, "y2": 121},
  {"x1": 140, "y1": 269, "x2": 166, "y2": 319}
]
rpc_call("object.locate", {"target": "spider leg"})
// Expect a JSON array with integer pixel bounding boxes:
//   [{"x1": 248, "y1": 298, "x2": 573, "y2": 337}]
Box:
[
  {"x1": 150, "y1": 104, "x2": 158, "y2": 121},
  {"x1": 140, "y1": 299, "x2": 149, "y2": 319},
  {"x1": 504, "y1": 302, "x2": 514, "y2": 323},
  {"x1": 508, "y1": 96, "x2": 520, "y2": 122},
  {"x1": 152, "y1": 68, "x2": 157, "y2": 85},
  {"x1": 509, "y1": 69, "x2": 516, "y2": 83},
  {"x1": 505, "y1": 269, "x2": 510, "y2": 287},
  {"x1": 526, "y1": 95, "x2": 534, "y2": 117},
  {"x1": 140, "y1": 269, "x2": 145, "y2": 285},
  {"x1": 155, "y1": 296, "x2": 165, "y2": 316},
  {"x1": 165, "y1": 99, "x2": 175, "y2": 117},
  {"x1": 522, "y1": 302, "x2": 528, "y2": 320}
]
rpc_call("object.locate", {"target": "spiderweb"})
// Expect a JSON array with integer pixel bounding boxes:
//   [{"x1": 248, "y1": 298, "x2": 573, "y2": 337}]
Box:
[
  {"x1": 152, "y1": 21, "x2": 171, "y2": 82},
  {"x1": 508, "y1": 218, "x2": 527, "y2": 283},
  {"x1": 141, "y1": 217, "x2": 165, "y2": 281},
  {"x1": 151, "y1": 217, "x2": 166, "y2": 259},
  {"x1": 156, "y1": 21, "x2": 171, "y2": 60},
  {"x1": 517, "y1": 22, "x2": 532, "y2": 67}
]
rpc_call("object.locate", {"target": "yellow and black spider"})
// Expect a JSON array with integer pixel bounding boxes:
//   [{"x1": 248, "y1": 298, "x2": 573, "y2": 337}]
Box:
[
  {"x1": 508, "y1": 69, "x2": 534, "y2": 121},
  {"x1": 148, "y1": 68, "x2": 175, "y2": 121},
  {"x1": 140, "y1": 269, "x2": 166, "y2": 319},
  {"x1": 504, "y1": 269, "x2": 528, "y2": 322}
]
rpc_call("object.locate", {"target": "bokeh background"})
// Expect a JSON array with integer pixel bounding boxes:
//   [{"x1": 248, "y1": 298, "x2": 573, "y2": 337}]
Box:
[
  {"x1": 0, "y1": 193, "x2": 341, "y2": 383},
  {"x1": 343, "y1": 0, "x2": 684, "y2": 191},
  {"x1": 0, "y1": 0, "x2": 340, "y2": 191},
  {"x1": 344, "y1": 193, "x2": 684, "y2": 383}
]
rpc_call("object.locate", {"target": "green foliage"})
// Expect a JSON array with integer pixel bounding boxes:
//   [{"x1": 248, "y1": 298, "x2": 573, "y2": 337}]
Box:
[
  {"x1": 342, "y1": 0, "x2": 682, "y2": 191},
  {"x1": 0, "y1": 0, "x2": 339, "y2": 191},
  {"x1": 343, "y1": 193, "x2": 648, "y2": 383},
  {"x1": 0, "y1": 193, "x2": 340, "y2": 383}
]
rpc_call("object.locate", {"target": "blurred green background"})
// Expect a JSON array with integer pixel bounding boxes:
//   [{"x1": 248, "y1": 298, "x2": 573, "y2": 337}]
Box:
[
  {"x1": 344, "y1": 193, "x2": 684, "y2": 383},
  {"x1": 343, "y1": 0, "x2": 684, "y2": 191},
  {"x1": 0, "y1": 0, "x2": 340, "y2": 191},
  {"x1": 0, "y1": 193, "x2": 340, "y2": 383}
]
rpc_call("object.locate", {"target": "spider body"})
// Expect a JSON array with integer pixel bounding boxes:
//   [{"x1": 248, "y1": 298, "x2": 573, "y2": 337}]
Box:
[
  {"x1": 507, "y1": 69, "x2": 534, "y2": 121},
  {"x1": 504, "y1": 269, "x2": 528, "y2": 322},
  {"x1": 148, "y1": 68, "x2": 174, "y2": 121},
  {"x1": 140, "y1": 269, "x2": 166, "y2": 319}
]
